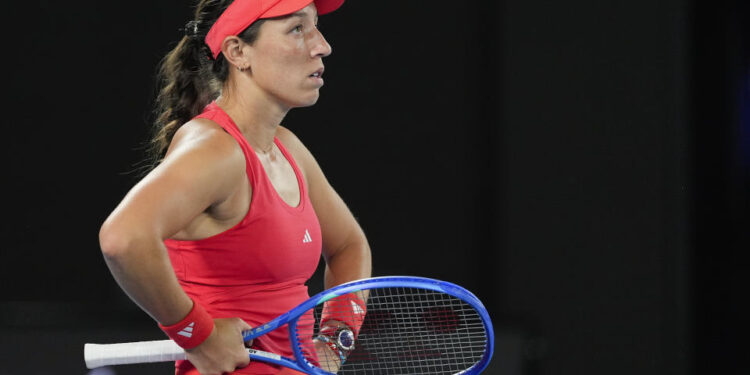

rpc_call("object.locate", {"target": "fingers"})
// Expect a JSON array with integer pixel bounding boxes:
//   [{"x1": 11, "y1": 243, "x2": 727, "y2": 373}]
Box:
[
  {"x1": 236, "y1": 318, "x2": 252, "y2": 332},
  {"x1": 236, "y1": 351, "x2": 251, "y2": 368},
  {"x1": 235, "y1": 318, "x2": 254, "y2": 347},
  {"x1": 186, "y1": 317, "x2": 253, "y2": 373},
  {"x1": 232, "y1": 321, "x2": 251, "y2": 368}
]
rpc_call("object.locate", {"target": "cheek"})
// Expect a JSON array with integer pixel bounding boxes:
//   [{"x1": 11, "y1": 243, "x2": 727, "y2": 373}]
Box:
[{"x1": 254, "y1": 42, "x2": 305, "y2": 80}]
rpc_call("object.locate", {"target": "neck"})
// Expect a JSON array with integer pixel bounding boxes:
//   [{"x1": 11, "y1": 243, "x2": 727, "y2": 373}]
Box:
[{"x1": 215, "y1": 77, "x2": 289, "y2": 153}]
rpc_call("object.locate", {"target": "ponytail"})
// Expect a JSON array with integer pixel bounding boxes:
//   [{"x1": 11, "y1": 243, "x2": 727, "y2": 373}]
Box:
[
  {"x1": 147, "y1": 0, "x2": 265, "y2": 167},
  {"x1": 149, "y1": 34, "x2": 215, "y2": 166}
]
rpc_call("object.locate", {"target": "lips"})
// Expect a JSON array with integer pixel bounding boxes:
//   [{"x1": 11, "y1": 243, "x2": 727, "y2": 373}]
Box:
[{"x1": 310, "y1": 67, "x2": 324, "y2": 78}]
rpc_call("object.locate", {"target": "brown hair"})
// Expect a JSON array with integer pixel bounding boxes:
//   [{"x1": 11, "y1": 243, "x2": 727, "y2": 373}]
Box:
[{"x1": 148, "y1": 0, "x2": 265, "y2": 167}]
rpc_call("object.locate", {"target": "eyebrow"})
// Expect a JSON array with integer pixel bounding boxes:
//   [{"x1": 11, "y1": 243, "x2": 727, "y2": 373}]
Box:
[{"x1": 279, "y1": 10, "x2": 318, "y2": 22}]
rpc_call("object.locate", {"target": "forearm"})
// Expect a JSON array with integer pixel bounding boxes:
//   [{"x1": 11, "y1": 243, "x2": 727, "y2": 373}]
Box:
[
  {"x1": 101, "y1": 235, "x2": 192, "y2": 325},
  {"x1": 317, "y1": 240, "x2": 370, "y2": 370},
  {"x1": 101, "y1": 230, "x2": 252, "y2": 373},
  {"x1": 323, "y1": 238, "x2": 372, "y2": 289}
]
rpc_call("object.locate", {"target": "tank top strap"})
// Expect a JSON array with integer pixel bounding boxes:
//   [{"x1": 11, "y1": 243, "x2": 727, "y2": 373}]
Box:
[
  {"x1": 195, "y1": 101, "x2": 259, "y2": 179},
  {"x1": 194, "y1": 101, "x2": 273, "y2": 225},
  {"x1": 195, "y1": 102, "x2": 309, "y2": 214},
  {"x1": 273, "y1": 136, "x2": 309, "y2": 208}
]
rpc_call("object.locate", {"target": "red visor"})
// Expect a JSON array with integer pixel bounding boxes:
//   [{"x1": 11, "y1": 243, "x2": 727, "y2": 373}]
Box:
[{"x1": 205, "y1": 0, "x2": 345, "y2": 59}]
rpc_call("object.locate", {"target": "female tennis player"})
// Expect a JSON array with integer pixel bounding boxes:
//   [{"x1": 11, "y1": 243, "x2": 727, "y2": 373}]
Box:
[{"x1": 98, "y1": 1, "x2": 371, "y2": 374}]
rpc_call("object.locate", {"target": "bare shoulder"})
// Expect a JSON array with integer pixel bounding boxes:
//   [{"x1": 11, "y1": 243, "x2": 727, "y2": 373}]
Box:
[
  {"x1": 165, "y1": 118, "x2": 244, "y2": 168},
  {"x1": 275, "y1": 126, "x2": 308, "y2": 153},
  {"x1": 153, "y1": 118, "x2": 247, "y2": 199},
  {"x1": 276, "y1": 125, "x2": 316, "y2": 170}
]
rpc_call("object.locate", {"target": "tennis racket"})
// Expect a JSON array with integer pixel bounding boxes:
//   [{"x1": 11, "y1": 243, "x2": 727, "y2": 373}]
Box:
[{"x1": 84, "y1": 276, "x2": 494, "y2": 374}]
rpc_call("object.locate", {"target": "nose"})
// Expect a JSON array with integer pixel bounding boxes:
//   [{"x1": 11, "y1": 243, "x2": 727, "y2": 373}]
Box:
[{"x1": 309, "y1": 28, "x2": 332, "y2": 58}]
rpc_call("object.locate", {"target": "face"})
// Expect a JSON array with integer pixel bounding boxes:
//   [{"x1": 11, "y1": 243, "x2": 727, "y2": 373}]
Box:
[{"x1": 244, "y1": 4, "x2": 332, "y2": 108}]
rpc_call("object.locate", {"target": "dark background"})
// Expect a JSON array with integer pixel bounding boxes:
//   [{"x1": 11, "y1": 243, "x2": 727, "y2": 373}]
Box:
[{"x1": 1, "y1": 0, "x2": 747, "y2": 374}]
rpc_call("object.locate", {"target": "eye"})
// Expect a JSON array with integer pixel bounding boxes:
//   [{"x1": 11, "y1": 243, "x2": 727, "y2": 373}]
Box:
[{"x1": 292, "y1": 24, "x2": 303, "y2": 33}]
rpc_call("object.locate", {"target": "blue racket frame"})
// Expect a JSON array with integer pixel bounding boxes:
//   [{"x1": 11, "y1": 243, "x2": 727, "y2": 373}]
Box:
[{"x1": 242, "y1": 276, "x2": 495, "y2": 375}]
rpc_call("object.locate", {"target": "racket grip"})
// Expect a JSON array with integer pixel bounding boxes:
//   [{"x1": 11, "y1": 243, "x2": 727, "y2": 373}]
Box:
[{"x1": 84, "y1": 340, "x2": 186, "y2": 369}]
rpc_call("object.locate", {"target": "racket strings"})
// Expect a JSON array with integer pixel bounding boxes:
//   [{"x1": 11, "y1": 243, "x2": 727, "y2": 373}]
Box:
[{"x1": 294, "y1": 288, "x2": 488, "y2": 374}]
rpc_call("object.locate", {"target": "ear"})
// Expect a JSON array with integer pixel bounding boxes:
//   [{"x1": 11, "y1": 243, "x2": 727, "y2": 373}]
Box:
[{"x1": 220, "y1": 36, "x2": 250, "y2": 71}]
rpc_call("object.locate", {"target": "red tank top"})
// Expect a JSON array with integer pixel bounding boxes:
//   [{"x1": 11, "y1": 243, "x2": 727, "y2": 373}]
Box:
[{"x1": 165, "y1": 102, "x2": 322, "y2": 374}]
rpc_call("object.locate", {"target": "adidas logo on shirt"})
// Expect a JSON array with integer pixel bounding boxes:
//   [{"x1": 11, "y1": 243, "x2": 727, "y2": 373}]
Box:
[
  {"x1": 302, "y1": 229, "x2": 312, "y2": 244},
  {"x1": 177, "y1": 322, "x2": 195, "y2": 338}
]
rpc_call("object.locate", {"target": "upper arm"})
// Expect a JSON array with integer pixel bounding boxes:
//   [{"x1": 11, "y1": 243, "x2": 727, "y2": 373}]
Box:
[
  {"x1": 101, "y1": 120, "x2": 245, "y2": 246},
  {"x1": 276, "y1": 127, "x2": 367, "y2": 260}
]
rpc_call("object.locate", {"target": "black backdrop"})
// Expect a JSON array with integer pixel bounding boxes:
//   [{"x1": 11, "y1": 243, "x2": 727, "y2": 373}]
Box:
[{"x1": 1, "y1": 1, "x2": 747, "y2": 374}]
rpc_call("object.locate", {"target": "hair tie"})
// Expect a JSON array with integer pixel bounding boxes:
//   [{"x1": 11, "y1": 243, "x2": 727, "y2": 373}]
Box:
[{"x1": 184, "y1": 20, "x2": 200, "y2": 39}]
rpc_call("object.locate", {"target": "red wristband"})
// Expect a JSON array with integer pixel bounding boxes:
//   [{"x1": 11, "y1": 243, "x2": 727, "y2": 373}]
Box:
[
  {"x1": 320, "y1": 294, "x2": 367, "y2": 337},
  {"x1": 158, "y1": 300, "x2": 214, "y2": 349}
]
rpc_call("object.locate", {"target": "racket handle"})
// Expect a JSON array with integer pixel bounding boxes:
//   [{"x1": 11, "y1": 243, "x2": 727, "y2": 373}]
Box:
[{"x1": 84, "y1": 340, "x2": 185, "y2": 369}]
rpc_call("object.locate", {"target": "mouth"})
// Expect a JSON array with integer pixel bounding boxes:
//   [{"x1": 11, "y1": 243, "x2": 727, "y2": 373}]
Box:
[{"x1": 309, "y1": 67, "x2": 324, "y2": 79}]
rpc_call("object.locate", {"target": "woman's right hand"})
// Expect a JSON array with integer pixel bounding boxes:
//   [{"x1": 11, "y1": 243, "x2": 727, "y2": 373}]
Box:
[{"x1": 186, "y1": 318, "x2": 253, "y2": 375}]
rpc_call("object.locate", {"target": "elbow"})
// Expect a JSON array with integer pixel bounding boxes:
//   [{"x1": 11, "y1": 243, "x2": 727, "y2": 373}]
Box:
[
  {"x1": 99, "y1": 219, "x2": 129, "y2": 260},
  {"x1": 361, "y1": 243, "x2": 373, "y2": 276},
  {"x1": 357, "y1": 231, "x2": 372, "y2": 261},
  {"x1": 99, "y1": 217, "x2": 150, "y2": 261},
  {"x1": 349, "y1": 235, "x2": 372, "y2": 275}
]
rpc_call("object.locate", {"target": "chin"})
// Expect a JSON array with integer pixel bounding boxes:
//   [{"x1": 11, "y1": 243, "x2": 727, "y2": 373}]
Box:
[
  {"x1": 288, "y1": 93, "x2": 321, "y2": 108},
  {"x1": 302, "y1": 96, "x2": 320, "y2": 107}
]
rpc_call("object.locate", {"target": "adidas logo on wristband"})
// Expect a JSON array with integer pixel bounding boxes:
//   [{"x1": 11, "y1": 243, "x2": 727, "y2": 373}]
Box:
[
  {"x1": 177, "y1": 322, "x2": 195, "y2": 338},
  {"x1": 159, "y1": 301, "x2": 213, "y2": 349}
]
